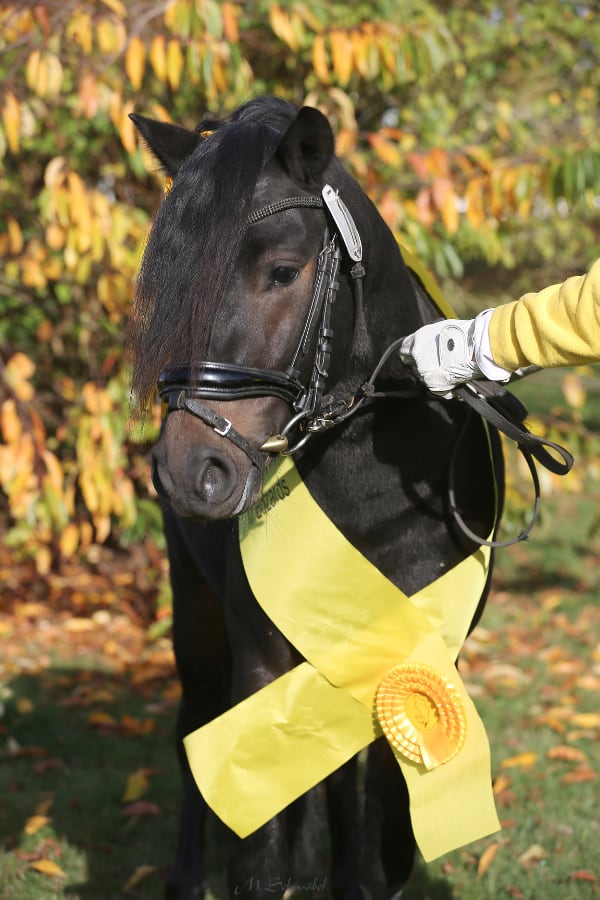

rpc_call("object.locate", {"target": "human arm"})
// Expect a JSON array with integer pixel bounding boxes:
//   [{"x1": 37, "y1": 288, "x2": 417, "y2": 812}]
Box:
[{"x1": 399, "y1": 259, "x2": 600, "y2": 394}]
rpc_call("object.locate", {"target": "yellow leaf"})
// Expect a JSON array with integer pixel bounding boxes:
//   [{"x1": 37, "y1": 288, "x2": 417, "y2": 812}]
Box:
[
  {"x1": 125, "y1": 35, "x2": 146, "y2": 90},
  {"x1": 59, "y1": 523, "x2": 80, "y2": 558},
  {"x1": 330, "y1": 30, "x2": 353, "y2": 87},
  {"x1": 100, "y1": 0, "x2": 127, "y2": 17},
  {"x1": 122, "y1": 769, "x2": 150, "y2": 803},
  {"x1": 369, "y1": 133, "x2": 401, "y2": 168},
  {"x1": 570, "y1": 712, "x2": 600, "y2": 729},
  {"x1": 562, "y1": 373, "x2": 586, "y2": 409},
  {"x1": 123, "y1": 865, "x2": 155, "y2": 893},
  {"x1": 16, "y1": 697, "x2": 34, "y2": 715},
  {"x1": 518, "y1": 844, "x2": 546, "y2": 867},
  {"x1": 501, "y1": 751, "x2": 538, "y2": 769},
  {"x1": 67, "y1": 10, "x2": 93, "y2": 54},
  {"x1": 477, "y1": 842, "x2": 500, "y2": 876},
  {"x1": 166, "y1": 39, "x2": 184, "y2": 91},
  {"x1": 150, "y1": 34, "x2": 167, "y2": 81},
  {"x1": 44, "y1": 53, "x2": 63, "y2": 97},
  {"x1": 312, "y1": 33, "x2": 330, "y2": 84},
  {"x1": 25, "y1": 49, "x2": 41, "y2": 92},
  {"x1": 30, "y1": 859, "x2": 65, "y2": 878},
  {"x1": 7, "y1": 217, "x2": 23, "y2": 254},
  {"x1": 24, "y1": 814, "x2": 50, "y2": 835},
  {"x1": 2, "y1": 92, "x2": 20, "y2": 153},
  {"x1": 269, "y1": 4, "x2": 298, "y2": 51},
  {"x1": 119, "y1": 99, "x2": 137, "y2": 153}
]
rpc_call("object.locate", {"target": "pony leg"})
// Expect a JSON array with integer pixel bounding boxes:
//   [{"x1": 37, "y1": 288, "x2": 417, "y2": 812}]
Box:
[
  {"x1": 163, "y1": 515, "x2": 231, "y2": 900},
  {"x1": 364, "y1": 738, "x2": 416, "y2": 897},
  {"x1": 325, "y1": 756, "x2": 364, "y2": 900}
]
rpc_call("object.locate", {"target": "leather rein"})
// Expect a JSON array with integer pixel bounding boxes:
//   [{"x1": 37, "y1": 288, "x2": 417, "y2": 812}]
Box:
[{"x1": 157, "y1": 185, "x2": 574, "y2": 548}]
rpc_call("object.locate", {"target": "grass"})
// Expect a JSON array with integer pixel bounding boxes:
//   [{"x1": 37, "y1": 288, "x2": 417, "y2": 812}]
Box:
[{"x1": 1, "y1": 372, "x2": 599, "y2": 899}]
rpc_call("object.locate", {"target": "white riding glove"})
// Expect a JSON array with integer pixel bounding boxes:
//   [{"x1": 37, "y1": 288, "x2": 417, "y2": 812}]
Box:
[{"x1": 399, "y1": 309, "x2": 513, "y2": 396}]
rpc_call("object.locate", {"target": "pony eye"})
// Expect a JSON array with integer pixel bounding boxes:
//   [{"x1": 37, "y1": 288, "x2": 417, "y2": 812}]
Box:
[{"x1": 271, "y1": 265, "x2": 299, "y2": 286}]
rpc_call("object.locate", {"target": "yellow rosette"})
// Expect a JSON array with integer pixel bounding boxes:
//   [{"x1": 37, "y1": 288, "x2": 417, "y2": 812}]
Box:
[{"x1": 376, "y1": 662, "x2": 467, "y2": 769}]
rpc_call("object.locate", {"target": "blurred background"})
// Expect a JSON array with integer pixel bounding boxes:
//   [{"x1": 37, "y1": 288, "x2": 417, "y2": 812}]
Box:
[{"x1": 0, "y1": 2, "x2": 599, "y2": 897}]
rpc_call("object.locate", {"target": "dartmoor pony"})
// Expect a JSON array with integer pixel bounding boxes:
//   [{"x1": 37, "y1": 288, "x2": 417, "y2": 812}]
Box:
[{"x1": 129, "y1": 97, "x2": 502, "y2": 899}]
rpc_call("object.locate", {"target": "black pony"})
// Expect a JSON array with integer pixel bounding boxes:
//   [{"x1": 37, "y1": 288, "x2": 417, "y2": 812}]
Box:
[{"x1": 129, "y1": 97, "x2": 503, "y2": 899}]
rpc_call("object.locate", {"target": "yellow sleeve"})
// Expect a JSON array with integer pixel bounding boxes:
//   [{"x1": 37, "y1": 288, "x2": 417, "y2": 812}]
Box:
[{"x1": 488, "y1": 258, "x2": 600, "y2": 370}]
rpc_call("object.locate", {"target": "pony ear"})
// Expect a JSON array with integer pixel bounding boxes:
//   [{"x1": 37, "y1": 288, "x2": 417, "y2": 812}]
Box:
[
  {"x1": 129, "y1": 113, "x2": 201, "y2": 176},
  {"x1": 276, "y1": 106, "x2": 335, "y2": 186}
]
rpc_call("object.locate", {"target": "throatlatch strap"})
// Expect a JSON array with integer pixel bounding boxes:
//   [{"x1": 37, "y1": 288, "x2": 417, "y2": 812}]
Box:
[{"x1": 184, "y1": 456, "x2": 500, "y2": 862}]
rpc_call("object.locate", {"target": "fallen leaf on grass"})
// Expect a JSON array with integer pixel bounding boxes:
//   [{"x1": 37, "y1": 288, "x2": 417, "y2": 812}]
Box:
[
  {"x1": 87, "y1": 711, "x2": 118, "y2": 728},
  {"x1": 122, "y1": 769, "x2": 150, "y2": 803},
  {"x1": 24, "y1": 814, "x2": 50, "y2": 836},
  {"x1": 120, "y1": 714, "x2": 155, "y2": 736},
  {"x1": 570, "y1": 870, "x2": 598, "y2": 884},
  {"x1": 122, "y1": 801, "x2": 160, "y2": 817},
  {"x1": 123, "y1": 864, "x2": 155, "y2": 892},
  {"x1": 64, "y1": 616, "x2": 96, "y2": 632},
  {"x1": 500, "y1": 752, "x2": 537, "y2": 770},
  {"x1": 29, "y1": 859, "x2": 65, "y2": 877},
  {"x1": 16, "y1": 696, "x2": 34, "y2": 714},
  {"x1": 561, "y1": 767, "x2": 598, "y2": 784},
  {"x1": 518, "y1": 844, "x2": 546, "y2": 868},
  {"x1": 477, "y1": 843, "x2": 500, "y2": 876},
  {"x1": 492, "y1": 774, "x2": 512, "y2": 795},
  {"x1": 547, "y1": 745, "x2": 587, "y2": 763},
  {"x1": 570, "y1": 712, "x2": 600, "y2": 729}
]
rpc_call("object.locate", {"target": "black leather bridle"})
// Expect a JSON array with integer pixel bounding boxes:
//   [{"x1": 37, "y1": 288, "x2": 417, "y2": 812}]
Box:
[{"x1": 158, "y1": 184, "x2": 366, "y2": 457}]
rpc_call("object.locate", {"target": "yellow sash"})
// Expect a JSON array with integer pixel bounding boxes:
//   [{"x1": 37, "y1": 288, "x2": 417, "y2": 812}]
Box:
[{"x1": 184, "y1": 457, "x2": 500, "y2": 861}]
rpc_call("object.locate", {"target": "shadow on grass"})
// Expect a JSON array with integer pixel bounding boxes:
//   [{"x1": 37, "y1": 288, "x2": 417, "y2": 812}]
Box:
[{"x1": 1, "y1": 666, "x2": 183, "y2": 899}]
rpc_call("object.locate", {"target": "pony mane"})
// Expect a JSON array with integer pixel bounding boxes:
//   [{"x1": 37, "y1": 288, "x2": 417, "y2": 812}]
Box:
[{"x1": 130, "y1": 97, "x2": 298, "y2": 407}]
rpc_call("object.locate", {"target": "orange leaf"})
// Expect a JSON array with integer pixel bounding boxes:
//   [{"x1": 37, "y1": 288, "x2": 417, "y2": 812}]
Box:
[
  {"x1": 221, "y1": 2, "x2": 239, "y2": 42},
  {"x1": 88, "y1": 710, "x2": 118, "y2": 728},
  {"x1": 30, "y1": 859, "x2": 65, "y2": 878},
  {"x1": 500, "y1": 751, "x2": 537, "y2": 770},
  {"x1": 477, "y1": 843, "x2": 500, "y2": 876},
  {"x1": 2, "y1": 92, "x2": 20, "y2": 154},
  {"x1": 547, "y1": 745, "x2": 587, "y2": 763},
  {"x1": 571, "y1": 871, "x2": 598, "y2": 884},
  {"x1": 561, "y1": 767, "x2": 598, "y2": 784}
]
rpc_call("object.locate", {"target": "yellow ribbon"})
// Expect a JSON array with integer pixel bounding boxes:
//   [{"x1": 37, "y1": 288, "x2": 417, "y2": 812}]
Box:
[{"x1": 184, "y1": 457, "x2": 500, "y2": 861}]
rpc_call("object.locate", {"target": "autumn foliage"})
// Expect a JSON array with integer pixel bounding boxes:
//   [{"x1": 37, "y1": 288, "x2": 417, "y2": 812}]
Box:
[{"x1": 1, "y1": 1, "x2": 599, "y2": 568}]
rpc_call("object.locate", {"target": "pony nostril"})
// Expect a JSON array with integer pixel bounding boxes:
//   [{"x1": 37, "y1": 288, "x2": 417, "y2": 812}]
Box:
[{"x1": 195, "y1": 455, "x2": 236, "y2": 503}]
